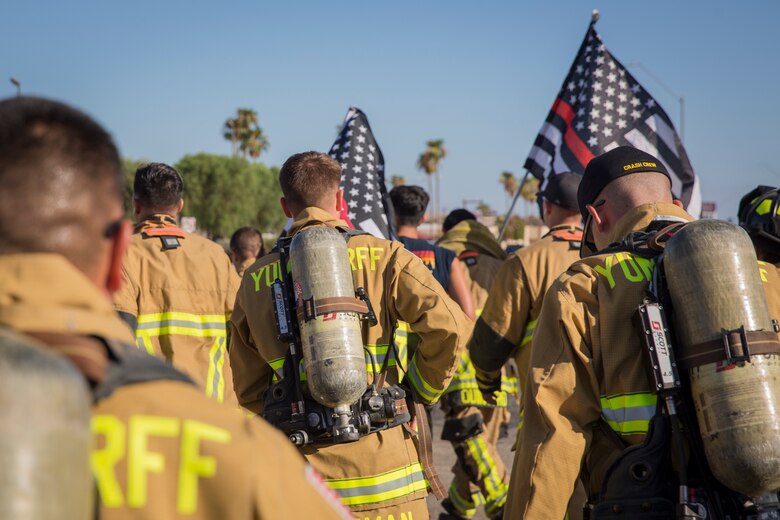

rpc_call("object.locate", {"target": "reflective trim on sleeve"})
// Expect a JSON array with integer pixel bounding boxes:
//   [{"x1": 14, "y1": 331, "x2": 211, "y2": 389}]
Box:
[
  {"x1": 393, "y1": 321, "x2": 410, "y2": 370},
  {"x1": 519, "y1": 319, "x2": 538, "y2": 347},
  {"x1": 600, "y1": 392, "x2": 657, "y2": 436},
  {"x1": 406, "y1": 353, "x2": 443, "y2": 404},
  {"x1": 325, "y1": 462, "x2": 428, "y2": 507}
]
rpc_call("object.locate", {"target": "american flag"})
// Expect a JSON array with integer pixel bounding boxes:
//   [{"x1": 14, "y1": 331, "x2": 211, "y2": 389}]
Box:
[
  {"x1": 524, "y1": 23, "x2": 702, "y2": 217},
  {"x1": 328, "y1": 107, "x2": 394, "y2": 239}
]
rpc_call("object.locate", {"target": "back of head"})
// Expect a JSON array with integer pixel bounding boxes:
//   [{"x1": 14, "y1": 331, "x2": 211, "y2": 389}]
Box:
[
  {"x1": 579, "y1": 146, "x2": 673, "y2": 219},
  {"x1": 739, "y1": 185, "x2": 780, "y2": 264},
  {"x1": 230, "y1": 227, "x2": 265, "y2": 260},
  {"x1": 0, "y1": 96, "x2": 122, "y2": 274},
  {"x1": 442, "y1": 209, "x2": 476, "y2": 233},
  {"x1": 133, "y1": 162, "x2": 183, "y2": 214},
  {"x1": 389, "y1": 185, "x2": 429, "y2": 227},
  {"x1": 278, "y1": 152, "x2": 341, "y2": 215}
]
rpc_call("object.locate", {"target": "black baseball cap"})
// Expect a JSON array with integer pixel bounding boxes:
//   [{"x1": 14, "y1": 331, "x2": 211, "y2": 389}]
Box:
[
  {"x1": 536, "y1": 172, "x2": 581, "y2": 212},
  {"x1": 577, "y1": 146, "x2": 671, "y2": 219}
]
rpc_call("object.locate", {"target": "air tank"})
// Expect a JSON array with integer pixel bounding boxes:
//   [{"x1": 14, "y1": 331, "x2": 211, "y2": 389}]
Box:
[
  {"x1": 0, "y1": 328, "x2": 93, "y2": 519},
  {"x1": 290, "y1": 227, "x2": 367, "y2": 410},
  {"x1": 664, "y1": 219, "x2": 780, "y2": 497}
]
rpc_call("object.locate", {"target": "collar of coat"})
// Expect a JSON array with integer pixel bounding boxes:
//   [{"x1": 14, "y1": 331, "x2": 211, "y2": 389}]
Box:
[
  {"x1": 0, "y1": 253, "x2": 134, "y2": 343},
  {"x1": 435, "y1": 220, "x2": 507, "y2": 260},
  {"x1": 288, "y1": 207, "x2": 349, "y2": 236},
  {"x1": 607, "y1": 202, "x2": 694, "y2": 245},
  {"x1": 135, "y1": 214, "x2": 179, "y2": 234}
]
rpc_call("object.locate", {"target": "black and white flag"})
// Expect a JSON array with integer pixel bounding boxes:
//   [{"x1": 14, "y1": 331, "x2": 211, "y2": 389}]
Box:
[
  {"x1": 524, "y1": 22, "x2": 701, "y2": 216},
  {"x1": 329, "y1": 107, "x2": 394, "y2": 238}
]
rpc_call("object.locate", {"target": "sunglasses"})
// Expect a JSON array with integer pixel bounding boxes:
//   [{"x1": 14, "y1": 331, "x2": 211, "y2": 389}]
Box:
[{"x1": 104, "y1": 219, "x2": 124, "y2": 238}]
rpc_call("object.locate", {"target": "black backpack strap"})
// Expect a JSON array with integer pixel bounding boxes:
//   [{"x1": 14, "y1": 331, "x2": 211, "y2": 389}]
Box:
[{"x1": 93, "y1": 339, "x2": 194, "y2": 402}]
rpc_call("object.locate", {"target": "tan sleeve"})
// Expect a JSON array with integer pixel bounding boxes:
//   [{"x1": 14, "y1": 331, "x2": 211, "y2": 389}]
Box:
[
  {"x1": 470, "y1": 255, "x2": 533, "y2": 383},
  {"x1": 229, "y1": 284, "x2": 271, "y2": 415},
  {"x1": 247, "y1": 418, "x2": 352, "y2": 519},
  {"x1": 224, "y1": 256, "x2": 241, "y2": 316},
  {"x1": 504, "y1": 272, "x2": 602, "y2": 519},
  {"x1": 390, "y1": 247, "x2": 470, "y2": 404},
  {"x1": 113, "y1": 255, "x2": 139, "y2": 316}
]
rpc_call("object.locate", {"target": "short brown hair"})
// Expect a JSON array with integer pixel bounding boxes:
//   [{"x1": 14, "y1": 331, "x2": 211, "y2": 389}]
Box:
[
  {"x1": 278, "y1": 152, "x2": 341, "y2": 211},
  {"x1": 0, "y1": 96, "x2": 122, "y2": 275}
]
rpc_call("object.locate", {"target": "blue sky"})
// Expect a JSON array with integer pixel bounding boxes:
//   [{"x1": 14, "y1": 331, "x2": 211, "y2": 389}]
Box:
[{"x1": 4, "y1": 1, "x2": 779, "y2": 221}]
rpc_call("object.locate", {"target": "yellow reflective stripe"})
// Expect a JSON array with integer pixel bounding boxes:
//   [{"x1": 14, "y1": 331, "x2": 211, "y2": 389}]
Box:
[
  {"x1": 205, "y1": 337, "x2": 226, "y2": 402},
  {"x1": 325, "y1": 462, "x2": 427, "y2": 506},
  {"x1": 520, "y1": 319, "x2": 537, "y2": 347},
  {"x1": 600, "y1": 392, "x2": 657, "y2": 436},
  {"x1": 517, "y1": 408, "x2": 524, "y2": 431},
  {"x1": 135, "y1": 336, "x2": 154, "y2": 355},
  {"x1": 136, "y1": 312, "x2": 227, "y2": 338},
  {"x1": 394, "y1": 321, "x2": 410, "y2": 370},
  {"x1": 755, "y1": 198, "x2": 780, "y2": 216},
  {"x1": 448, "y1": 481, "x2": 477, "y2": 517},
  {"x1": 364, "y1": 344, "x2": 398, "y2": 373},
  {"x1": 407, "y1": 354, "x2": 443, "y2": 404},
  {"x1": 466, "y1": 437, "x2": 499, "y2": 498}
]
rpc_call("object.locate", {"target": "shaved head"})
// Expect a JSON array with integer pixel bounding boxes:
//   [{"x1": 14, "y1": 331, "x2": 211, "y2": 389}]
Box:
[
  {"x1": 0, "y1": 97, "x2": 123, "y2": 275},
  {"x1": 599, "y1": 171, "x2": 674, "y2": 215}
]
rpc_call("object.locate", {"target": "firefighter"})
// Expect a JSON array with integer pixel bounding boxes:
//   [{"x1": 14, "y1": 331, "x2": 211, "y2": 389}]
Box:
[
  {"x1": 435, "y1": 209, "x2": 512, "y2": 520},
  {"x1": 503, "y1": 147, "x2": 780, "y2": 518},
  {"x1": 0, "y1": 96, "x2": 351, "y2": 520},
  {"x1": 469, "y1": 172, "x2": 582, "y2": 432},
  {"x1": 113, "y1": 163, "x2": 240, "y2": 404},
  {"x1": 739, "y1": 185, "x2": 780, "y2": 268},
  {"x1": 388, "y1": 186, "x2": 475, "y2": 407},
  {"x1": 389, "y1": 185, "x2": 475, "y2": 319},
  {"x1": 230, "y1": 226, "x2": 266, "y2": 276},
  {"x1": 739, "y1": 186, "x2": 780, "y2": 328},
  {"x1": 230, "y1": 152, "x2": 472, "y2": 519}
]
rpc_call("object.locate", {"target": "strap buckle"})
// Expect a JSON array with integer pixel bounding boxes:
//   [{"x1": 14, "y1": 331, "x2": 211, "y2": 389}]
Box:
[{"x1": 722, "y1": 325, "x2": 751, "y2": 365}]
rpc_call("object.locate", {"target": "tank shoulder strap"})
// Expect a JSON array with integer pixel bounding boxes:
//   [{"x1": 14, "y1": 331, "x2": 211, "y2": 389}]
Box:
[
  {"x1": 93, "y1": 339, "x2": 194, "y2": 402},
  {"x1": 335, "y1": 225, "x2": 369, "y2": 241},
  {"x1": 600, "y1": 222, "x2": 688, "y2": 259}
]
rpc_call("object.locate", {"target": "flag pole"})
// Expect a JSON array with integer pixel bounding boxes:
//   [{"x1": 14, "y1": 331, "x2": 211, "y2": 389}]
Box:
[{"x1": 497, "y1": 171, "x2": 532, "y2": 242}]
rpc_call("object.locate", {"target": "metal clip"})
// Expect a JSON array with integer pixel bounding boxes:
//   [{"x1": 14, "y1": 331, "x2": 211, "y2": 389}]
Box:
[{"x1": 722, "y1": 325, "x2": 750, "y2": 365}]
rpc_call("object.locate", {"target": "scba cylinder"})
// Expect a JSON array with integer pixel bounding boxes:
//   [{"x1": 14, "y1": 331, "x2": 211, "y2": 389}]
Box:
[
  {"x1": 290, "y1": 227, "x2": 367, "y2": 409},
  {"x1": 0, "y1": 328, "x2": 93, "y2": 520},
  {"x1": 664, "y1": 219, "x2": 780, "y2": 498}
]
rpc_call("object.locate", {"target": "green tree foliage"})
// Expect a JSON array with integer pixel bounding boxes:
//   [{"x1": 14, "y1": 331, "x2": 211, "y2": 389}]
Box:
[{"x1": 174, "y1": 153, "x2": 284, "y2": 238}]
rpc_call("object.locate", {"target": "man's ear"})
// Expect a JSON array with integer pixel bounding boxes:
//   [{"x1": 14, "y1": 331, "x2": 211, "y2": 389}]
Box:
[
  {"x1": 132, "y1": 198, "x2": 141, "y2": 219},
  {"x1": 673, "y1": 199, "x2": 684, "y2": 208},
  {"x1": 280, "y1": 197, "x2": 293, "y2": 218},
  {"x1": 106, "y1": 220, "x2": 132, "y2": 294},
  {"x1": 177, "y1": 198, "x2": 184, "y2": 213},
  {"x1": 543, "y1": 199, "x2": 552, "y2": 218},
  {"x1": 335, "y1": 189, "x2": 344, "y2": 212},
  {"x1": 585, "y1": 203, "x2": 606, "y2": 232}
]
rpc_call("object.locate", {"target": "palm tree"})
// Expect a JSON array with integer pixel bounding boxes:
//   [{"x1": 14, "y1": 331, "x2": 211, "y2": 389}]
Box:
[
  {"x1": 477, "y1": 202, "x2": 493, "y2": 217},
  {"x1": 520, "y1": 176, "x2": 540, "y2": 216},
  {"x1": 499, "y1": 171, "x2": 519, "y2": 210},
  {"x1": 223, "y1": 108, "x2": 269, "y2": 161},
  {"x1": 390, "y1": 175, "x2": 406, "y2": 188},
  {"x1": 417, "y1": 139, "x2": 446, "y2": 232}
]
